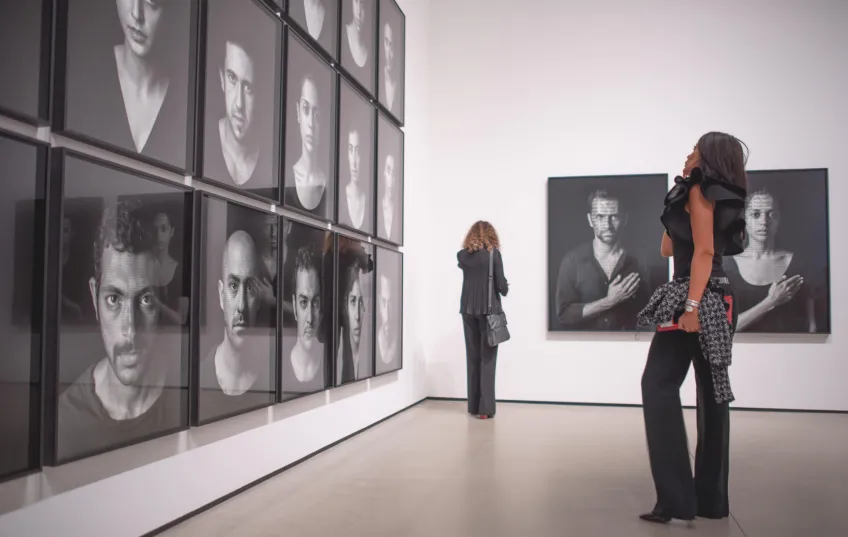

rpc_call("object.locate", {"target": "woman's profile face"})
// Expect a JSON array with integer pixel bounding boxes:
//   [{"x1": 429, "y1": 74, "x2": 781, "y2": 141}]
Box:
[
  {"x1": 746, "y1": 193, "x2": 779, "y2": 243},
  {"x1": 152, "y1": 213, "x2": 174, "y2": 253},
  {"x1": 116, "y1": 0, "x2": 164, "y2": 59}
]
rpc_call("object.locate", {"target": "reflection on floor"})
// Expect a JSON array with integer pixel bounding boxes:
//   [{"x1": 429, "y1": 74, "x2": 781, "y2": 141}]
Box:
[{"x1": 163, "y1": 400, "x2": 848, "y2": 537}]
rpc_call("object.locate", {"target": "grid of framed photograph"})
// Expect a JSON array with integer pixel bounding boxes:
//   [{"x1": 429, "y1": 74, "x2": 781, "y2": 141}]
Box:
[
  {"x1": 0, "y1": 0, "x2": 406, "y2": 475},
  {"x1": 547, "y1": 174, "x2": 670, "y2": 332}
]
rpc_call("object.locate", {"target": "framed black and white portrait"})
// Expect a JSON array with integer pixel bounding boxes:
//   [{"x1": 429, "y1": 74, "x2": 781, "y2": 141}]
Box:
[
  {"x1": 201, "y1": 0, "x2": 283, "y2": 202},
  {"x1": 724, "y1": 169, "x2": 831, "y2": 334},
  {"x1": 547, "y1": 174, "x2": 669, "y2": 332},
  {"x1": 280, "y1": 219, "x2": 334, "y2": 400},
  {"x1": 376, "y1": 112, "x2": 403, "y2": 245},
  {"x1": 335, "y1": 235, "x2": 374, "y2": 385},
  {"x1": 0, "y1": 0, "x2": 52, "y2": 123},
  {"x1": 49, "y1": 150, "x2": 192, "y2": 465},
  {"x1": 287, "y1": 0, "x2": 339, "y2": 59},
  {"x1": 194, "y1": 196, "x2": 278, "y2": 426},
  {"x1": 375, "y1": 247, "x2": 401, "y2": 376},
  {"x1": 0, "y1": 131, "x2": 48, "y2": 481},
  {"x1": 340, "y1": 0, "x2": 376, "y2": 95},
  {"x1": 283, "y1": 32, "x2": 337, "y2": 222},
  {"x1": 377, "y1": 0, "x2": 404, "y2": 124},
  {"x1": 57, "y1": 0, "x2": 195, "y2": 171},
  {"x1": 337, "y1": 80, "x2": 375, "y2": 235}
]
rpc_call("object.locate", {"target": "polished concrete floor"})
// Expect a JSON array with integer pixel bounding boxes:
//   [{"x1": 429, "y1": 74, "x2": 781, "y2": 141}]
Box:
[{"x1": 163, "y1": 400, "x2": 848, "y2": 537}]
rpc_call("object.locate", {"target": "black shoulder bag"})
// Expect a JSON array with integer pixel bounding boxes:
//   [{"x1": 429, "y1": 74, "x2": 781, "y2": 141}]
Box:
[{"x1": 486, "y1": 249, "x2": 510, "y2": 347}]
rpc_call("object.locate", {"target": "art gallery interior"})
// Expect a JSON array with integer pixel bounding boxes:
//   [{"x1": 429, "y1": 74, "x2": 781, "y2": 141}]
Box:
[{"x1": 0, "y1": 0, "x2": 846, "y2": 536}]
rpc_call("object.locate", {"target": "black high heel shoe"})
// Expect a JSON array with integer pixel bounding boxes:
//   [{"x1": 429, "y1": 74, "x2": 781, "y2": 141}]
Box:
[{"x1": 639, "y1": 511, "x2": 694, "y2": 524}]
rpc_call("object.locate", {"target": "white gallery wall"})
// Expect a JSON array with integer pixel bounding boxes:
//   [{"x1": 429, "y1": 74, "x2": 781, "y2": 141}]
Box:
[
  {"x1": 0, "y1": 1, "x2": 431, "y2": 535},
  {"x1": 423, "y1": 0, "x2": 848, "y2": 411}
]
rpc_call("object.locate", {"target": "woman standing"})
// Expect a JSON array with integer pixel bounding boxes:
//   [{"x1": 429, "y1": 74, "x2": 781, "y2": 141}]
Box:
[
  {"x1": 637, "y1": 132, "x2": 748, "y2": 524},
  {"x1": 458, "y1": 221, "x2": 508, "y2": 420}
]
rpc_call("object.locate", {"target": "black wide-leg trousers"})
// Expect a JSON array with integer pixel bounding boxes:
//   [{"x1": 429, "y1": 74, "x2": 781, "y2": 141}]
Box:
[
  {"x1": 641, "y1": 329, "x2": 731, "y2": 520},
  {"x1": 462, "y1": 314, "x2": 498, "y2": 416}
]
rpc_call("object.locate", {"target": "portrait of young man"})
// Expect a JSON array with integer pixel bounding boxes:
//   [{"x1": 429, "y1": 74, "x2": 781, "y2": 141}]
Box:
[
  {"x1": 378, "y1": 0, "x2": 405, "y2": 121},
  {"x1": 203, "y1": 0, "x2": 280, "y2": 200},
  {"x1": 338, "y1": 81, "x2": 375, "y2": 235},
  {"x1": 548, "y1": 176, "x2": 668, "y2": 332},
  {"x1": 341, "y1": 0, "x2": 375, "y2": 93},
  {"x1": 63, "y1": 0, "x2": 192, "y2": 170},
  {"x1": 336, "y1": 236, "x2": 374, "y2": 385},
  {"x1": 375, "y1": 248, "x2": 402, "y2": 375},
  {"x1": 56, "y1": 186, "x2": 189, "y2": 462},
  {"x1": 283, "y1": 34, "x2": 336, "y2": 221},
  {"x1": 197, "y1": 200, "x2": 277, "y2": 424},
  {"x1": 377, "y1": 114, "x2": 403, "y2": 244}
]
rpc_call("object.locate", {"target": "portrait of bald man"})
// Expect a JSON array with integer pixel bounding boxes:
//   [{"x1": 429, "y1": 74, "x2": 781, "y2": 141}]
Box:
[
  {"x1": 197, "y1": 198, "x2": 277, "y2": 424},
  {"x1": 283, "y1": 33, "x2": 336, "y2": 221},
  {"x1": 203, "y1": 0, "x2": 281, "y2": 200}
]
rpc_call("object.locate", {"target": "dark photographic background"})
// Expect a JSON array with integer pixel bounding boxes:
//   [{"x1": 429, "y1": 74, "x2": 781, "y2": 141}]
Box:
[
  {"x1": 0, "y1": 134, "x2": 45, "y2": 480},
  {"x1": 340, "y1": 0, "x2": 376, "y2": 94},
  {"x1": 375, "y1": 247, "x2": 401, "y2": 375},
  {"x1": 56, "y1": 153, "x2": 191, "y2": 462},
  {"x1": 0, "y1": 0, "x2": 48, "y2": 121},
  {"x1": 288, "y1": 0, "x2": 339, "y2": 59},
  {"x1": 202, "y1": 0, "x2": 282, "y2": 201},
  {"x1": 335, "y1": 235, "x2": 374, "y2": 385},
  {"x1": 726, "y1": 169, "x2": 831, "y2": 334},
  {"x1": 281, "y1": 219, "x2": 334, "y2": 399},
  {"x1": 378, "y1": 0, "x2": 404, "y2": 123},
  {"x1": 62, "y1": 0, "x2": 192, "y2": 170},
  {"x1": 196, "y1": 197, "x2": 277, "y2": 424},
  {"x1": 283, "y1": 33, "x2": 337, "y2": 221},
  {"x1": 547, "y1": 174, "x2": 669, "y2": 332},
  {"x1": 338, "y1": 81, "x2": 375, "y2": 235},
  {"x1": 376, "y1": 113, "x2": 403, "y2": 244}
]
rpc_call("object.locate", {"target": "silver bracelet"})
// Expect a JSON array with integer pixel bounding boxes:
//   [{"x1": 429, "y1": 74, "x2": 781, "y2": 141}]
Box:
[{"x1": 685, "y1": 299, "x2": 700, "y2": 309}]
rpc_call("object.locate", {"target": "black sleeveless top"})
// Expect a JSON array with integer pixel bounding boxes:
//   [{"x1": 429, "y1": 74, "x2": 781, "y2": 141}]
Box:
[{"x1": 661, "y1": 168, "x2": 746, "y2": 279}]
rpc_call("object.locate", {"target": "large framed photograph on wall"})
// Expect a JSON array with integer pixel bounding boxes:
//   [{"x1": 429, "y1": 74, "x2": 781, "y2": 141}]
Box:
[
  {"x1": 724, "y1": 169, "x2": 831, "y2": 334},
  {"x1": 337, "y1": 80, "x2": 376, "y2": 236},
  {"x1": 335, "y1": 235, "x2": 374, "y2": 385},
  {"x1": 378, "y1": 0, "x2": 404, "y2": 124},
  {"x1": 287, "y1": 0, "x2": 340, "y2": 59},
  {"x1": 48, "y1": 150, "x2": 193, "y2": 465},
  {"x1": 283, "y1": 32, "x2": 337, "y2": 222},
  {"x1": 547, "y1": 174, "x2": 669, "y2": 332},
  {"x1": 200, "y1": 0, "x2": 283, "y2": 202},
  {"x1": 0, "y1": 131, "x2": 48, "y2": 481},
  {"x1": 375, "y1": 247, "x2": 402, "y2": 376},
  {"x1": 376, "y1": 112, "x2": 403, "y2": 245},
  {"x1": 280, "y1": 218, "x2": 334, "y2": 400},
  {"x1": 340, "y1": 0, "x2": 376, "y2": 95},
  {"x1": 0, "y1": 0, "x2": 52, "y2": 124},
  {"x1": 56, "y1": 0, "x2": 196, "y2": 172},
  {"x1": 193, "y1": 195, "x2": 278, "y2": 426}
]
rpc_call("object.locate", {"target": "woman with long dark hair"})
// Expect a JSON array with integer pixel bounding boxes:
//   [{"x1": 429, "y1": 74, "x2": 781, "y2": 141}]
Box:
[
  {"x1": 637, "y1": 132, "x2": 748, "y2": 524},
  {"x1": 458, "y1": 221, "x2": 508, "y2": 419}
]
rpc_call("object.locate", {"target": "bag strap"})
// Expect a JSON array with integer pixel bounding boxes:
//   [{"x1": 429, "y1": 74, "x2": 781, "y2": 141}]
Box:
[{"x1": 487, "y1": 248, "x2": 494, "y2": 314}]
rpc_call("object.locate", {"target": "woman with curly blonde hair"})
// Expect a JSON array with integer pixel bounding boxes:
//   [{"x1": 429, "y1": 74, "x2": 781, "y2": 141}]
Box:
[{"x1": 458, "y1": 221, "x2": 509, "y2": 419}]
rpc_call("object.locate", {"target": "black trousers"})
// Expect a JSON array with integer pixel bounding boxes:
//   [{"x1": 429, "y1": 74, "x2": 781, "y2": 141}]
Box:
[
  {"x1": 462, "y1": 314, "x2": 498, "y2": 416},
  {"x1": 641, "y1": 289, "x2": 736, "y2": 520}
]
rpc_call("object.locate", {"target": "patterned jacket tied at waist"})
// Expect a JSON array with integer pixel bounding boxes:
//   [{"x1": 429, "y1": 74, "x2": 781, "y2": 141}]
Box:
[{"x1": 637, "y1": 279, "x2": 735, "y2": 404}]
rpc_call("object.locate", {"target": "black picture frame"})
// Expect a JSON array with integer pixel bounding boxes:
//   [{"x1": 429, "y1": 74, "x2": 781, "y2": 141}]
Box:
[
  {"x1": 286, "y1": 0, "x2": 340, "y2": 61},
  {"x1": 333, "y1": 232, "x2": 375, "y2": 386},
  {"x1": 282, "y1": 30, "x2": 339, "y2": 224},
  {"x1": 375, "y1": 111, "x2": 404, "y2": 246},
  {"x1": 376, "y1": 0, "x2": 405, "y2": 126},
  {"x1": 0, "y1": 129, "x2": 49, "y2": 483},
  {"x1": 547, "y1": 173, "x2": 670, "y2": 333},
  {"x1": 52, "y1": 0, "x2": 199, "y2": 174},
  {"x1": 191, "y1": 193, "x2": 280, "y2": 427},
  {"x1": 195, "y1": 0, "x2": 284, "y2": 205},
  {"x1": 338, "y1": 0, "x2": 377, "y2": 99},
  {"x1": 44, "y1": 149, "x2": 194, "y2": 466},
  {"x1": 336, "y1": 79, "x2": 376, "y2": 236},
  {"x1": 724, "y1": 168, "x2": 831, "y2": 335},
  {"x1": 374, "y1": 246, "x2": 402, "y2": 377},
  {"x1": 279, "y1": 217, "x2": 336, "y2": 401},
  {"x1": 0, "y1": 0, "x2": 53, "y2": 125}
]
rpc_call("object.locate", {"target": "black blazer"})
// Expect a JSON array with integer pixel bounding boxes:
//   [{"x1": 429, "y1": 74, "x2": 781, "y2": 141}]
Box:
[{"x1": 458, "y1": 248, "x2": 509, "y2": 315}]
